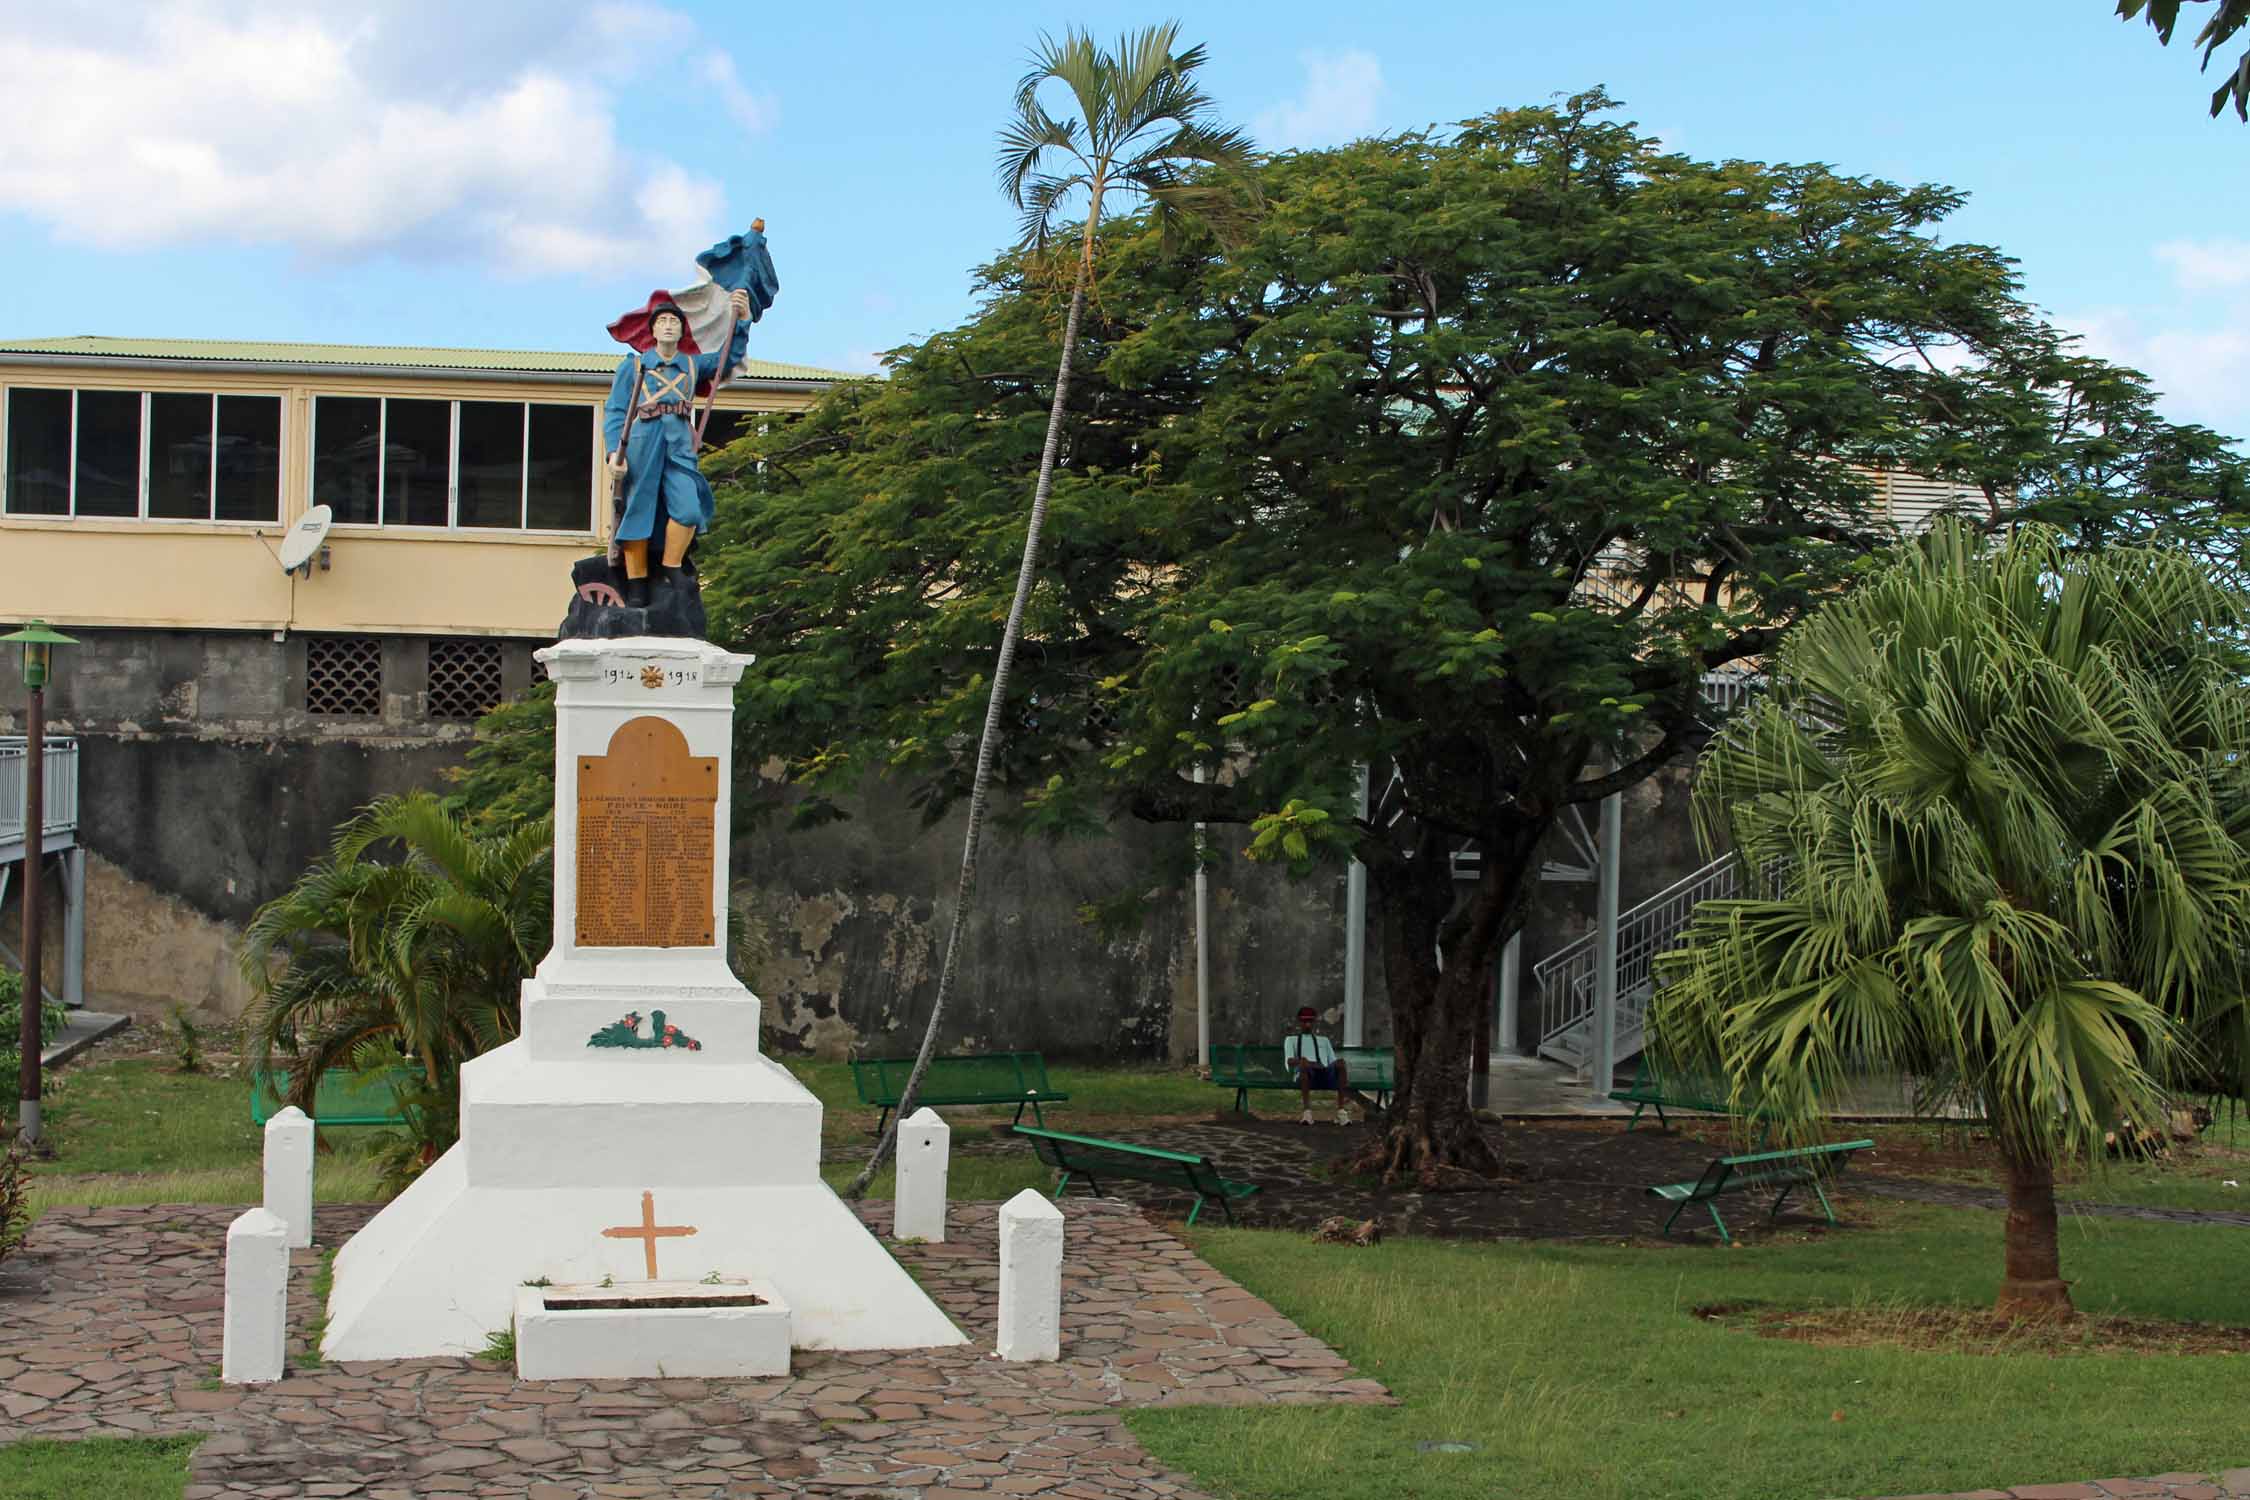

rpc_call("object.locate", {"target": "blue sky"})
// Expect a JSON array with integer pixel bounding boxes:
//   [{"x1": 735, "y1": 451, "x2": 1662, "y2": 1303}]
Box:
[{"x1": 0, "y1": 1, "x2": 2244, "y2": 438}]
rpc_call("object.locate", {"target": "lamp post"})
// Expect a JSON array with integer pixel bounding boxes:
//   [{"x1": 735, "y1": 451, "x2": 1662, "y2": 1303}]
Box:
[{"x1": 5, "y1": 621, "x2": 76, "y2": 1146}]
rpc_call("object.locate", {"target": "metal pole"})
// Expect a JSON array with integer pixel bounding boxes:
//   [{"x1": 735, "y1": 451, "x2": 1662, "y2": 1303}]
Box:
[
  {"x1": 17, "y1": 693, "x2": 44, "y2": 1144},
  {"x1": 1342, "y1": 763, "x2": 1369, "y2": 1047},
  {"x1": 1592, "y1": 785, "x2": 1622, "y2": 1093},
  {"x1": 61, "y1": 847, "x2": 85, "y2": 1010},
  {"x1": 1497, "y1": 931, "x2": 1521, "y2": 1056},
  {"x1": 1193, "y1": 763, "x2": 1210, "y2": 1070}
]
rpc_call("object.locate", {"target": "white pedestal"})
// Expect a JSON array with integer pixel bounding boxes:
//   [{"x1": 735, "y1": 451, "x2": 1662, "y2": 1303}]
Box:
[
  {"x1": 322, "y1": 638, "x2": 964, "y2": 1362},
  {"x1": 222, "y1": 1208, "x2": 289, "y2": 1384},
  {"x1": 894, "y1": 1107, "x2": 950, "y2": 1243},
  {"x1": 514, "y1": 1280, "x2": 791, "y2": 1380},
  {"x1": 997, "y1": 1189, "x2": 1063, "y2": 1362},
  {"x1": 262, "y1": 1106, "x2": 314, "y2": 1249}
]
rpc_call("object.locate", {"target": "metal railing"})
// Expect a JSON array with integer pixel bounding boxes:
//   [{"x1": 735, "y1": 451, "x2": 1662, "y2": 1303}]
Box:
[
  {"x1": 0, "y1": 737, "x2": 80, "y2": 846},
  {"x1": 1532, "y1": 852, "x2": 1742, "y2": 1056}
]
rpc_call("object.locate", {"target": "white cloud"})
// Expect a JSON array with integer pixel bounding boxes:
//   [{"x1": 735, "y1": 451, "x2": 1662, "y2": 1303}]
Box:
[
  {"x1": 2155, "y1": 238, "x2": 2250, "y2": 293},
  {"x1": 0, "y1": 1, "x2": 774, "y2": 278},
  {"x1": 701, "y1": 53, "x2": 780, "y2": 136},
  {"x1": 1254, "y1": 50, "x2": 1384, "y2": 151},
  {"x1": 2063, "y1": 304, "x2": 2250, "y2": 438}
]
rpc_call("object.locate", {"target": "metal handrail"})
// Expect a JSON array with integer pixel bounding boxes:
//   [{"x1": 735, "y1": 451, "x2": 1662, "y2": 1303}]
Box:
[
  {"x1": 0, "y1": 737, "x2": 80, "y2": 843},
  {"x1": 1532, "y1": 852, "x2": 1742, "y2": 1050}
]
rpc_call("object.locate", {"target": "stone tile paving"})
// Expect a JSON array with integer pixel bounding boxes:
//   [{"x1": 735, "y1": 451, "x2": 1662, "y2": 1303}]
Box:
[
  {"x1": 0, "y1": 1197, "x2": 1390, "y2": 1498},
  {"x1": 1866, "y1": 1476, "x2": 2250, "y2": 1499}
]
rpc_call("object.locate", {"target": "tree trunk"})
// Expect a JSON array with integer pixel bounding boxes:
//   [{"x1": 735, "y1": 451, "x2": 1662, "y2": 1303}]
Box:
[
  {"x1": 846, "y1": 233, "x2": 1096, "y2": 1197},
  {"x1": 1352, "y1": 823, "x2": 1531, "y2": 1186},
  {"x1": 1995, "y1": 1147, "x2": 2074, "y2": 1319}
]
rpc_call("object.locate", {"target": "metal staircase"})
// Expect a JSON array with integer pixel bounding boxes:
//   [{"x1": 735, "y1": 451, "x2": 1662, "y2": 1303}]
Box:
[{"x1": 1529, "y1": 853, "x2": 1741, "y2": 1071}]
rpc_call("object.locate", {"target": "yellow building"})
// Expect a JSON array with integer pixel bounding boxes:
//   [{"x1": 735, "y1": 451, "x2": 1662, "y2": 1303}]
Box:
[
  {"x1": 0, "y1": 336, "x2": 853, "y2": 1020},
  {"x1": 0, "y1": 335, "x2": 846, "y2": 638}
]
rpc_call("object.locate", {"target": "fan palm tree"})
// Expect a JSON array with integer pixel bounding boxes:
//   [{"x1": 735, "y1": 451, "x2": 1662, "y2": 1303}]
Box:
[
  {"x1": 241, "y1": 792, "x2": 551, "y2": 1170},
  {"x1": 851, "y1": 24, "x2": 1256, "y2": 1192},
  {"x1": 1652, "y1": 521, "x2": 2250, "y2": 1317}
]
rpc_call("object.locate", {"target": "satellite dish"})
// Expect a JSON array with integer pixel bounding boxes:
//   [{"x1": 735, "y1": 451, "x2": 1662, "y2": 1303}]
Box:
[{"x1": 278, "y1": 505, "x2": 334, "y2": 576}]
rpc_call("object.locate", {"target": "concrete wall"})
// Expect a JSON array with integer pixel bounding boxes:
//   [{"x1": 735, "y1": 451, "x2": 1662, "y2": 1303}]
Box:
[
  {"x1": 3, "y1": 621, "x2": 1711, "y2": 1055},
  {"x1": 1, "y1": 626, "x2": 536, "y2": 1018},
  {"x1": 730, "y1": 770, "x2": 1353, "y2": 1061},
  {"x1": 0, "y1": 625, "x2": 1368, "y2": 1051}
]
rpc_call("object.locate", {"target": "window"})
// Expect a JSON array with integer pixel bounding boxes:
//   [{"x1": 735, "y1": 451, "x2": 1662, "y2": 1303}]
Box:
[
  {"x1": 312, "y1": 396, "x2": 595, "y2": 532},
  {"x1": 2, "y1": 386, "x2": 281, "y2": 521},
  {"x1": 428, "y1": 638, "x2": 505, "y2": 720},
  {"x1": 305, "y1": 636, "x2": 384, "y2": 716},
  {"x1": 383, "y1": 399, "x2": 450, "y2": 527},
  {"x1": 4, "y1": 388, "x2": 68, "y2": 515}
]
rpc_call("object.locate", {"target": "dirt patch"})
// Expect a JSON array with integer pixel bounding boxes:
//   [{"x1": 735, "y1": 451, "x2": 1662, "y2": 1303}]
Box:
[
  {"x1": 1693, "y1": 1300, "x2": 2250, "y2": 1356},
  {"x1": 1076, "y1": 1114, "x2": 1878, "y2": 1244}
]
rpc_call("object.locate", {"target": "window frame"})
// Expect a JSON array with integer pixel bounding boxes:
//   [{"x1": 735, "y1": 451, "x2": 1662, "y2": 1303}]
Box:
[
  {"x1": 0, "y1": 382, "x2": 284, "y2": 525},
  {"x1": 311, "y1": 394, "x2": 599, "y2": 536}
]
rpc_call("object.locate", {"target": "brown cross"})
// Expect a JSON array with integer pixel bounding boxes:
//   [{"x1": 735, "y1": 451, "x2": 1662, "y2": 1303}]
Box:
[
  {"x1": 642, "y1": 367, "x2": 690, "y2": 403},
  {"x1": 600, "y1": 1190, "x2": 697, "y2": 1279}
]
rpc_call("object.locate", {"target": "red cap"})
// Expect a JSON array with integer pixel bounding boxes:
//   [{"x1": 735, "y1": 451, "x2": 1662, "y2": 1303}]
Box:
[{"x1": 1296, "y1": 1006, "x2": 1319, "y2": 1023}]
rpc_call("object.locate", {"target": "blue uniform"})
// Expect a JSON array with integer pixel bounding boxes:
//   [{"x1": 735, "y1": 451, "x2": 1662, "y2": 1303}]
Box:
[{"x1": 601, "y1": 320, "x2": 750, "y2": 543}]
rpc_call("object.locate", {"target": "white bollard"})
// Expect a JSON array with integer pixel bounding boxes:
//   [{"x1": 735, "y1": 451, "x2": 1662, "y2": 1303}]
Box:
[
  {"x1": 996, "y1": 1188, "x2": 1063, "y2": 1362},
  {"x1": 894, "y1": 1106, "x2": 951, "y2": 1243},
  {"x1": 222, "y1": 1207, "x2": 291, "y2": 1384},
  {"x1": 263, "y1": 1106, "x2": 315, "y2": 1249}
]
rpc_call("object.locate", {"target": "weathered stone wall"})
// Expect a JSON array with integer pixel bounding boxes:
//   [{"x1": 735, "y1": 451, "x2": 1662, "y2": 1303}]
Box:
[
  {"x1": 727, "y1": 768, "x2": 1352, "y2": 1061},
  {"x1": 1, "y1": 627, "x2": 537, "y2": 1017},
  {"x1": 4, "y1": 625, "x2": 1714, "y2": 1055},
  {"x1": 2, "y1": 627, "x2": 1365, "y2": 1050}
]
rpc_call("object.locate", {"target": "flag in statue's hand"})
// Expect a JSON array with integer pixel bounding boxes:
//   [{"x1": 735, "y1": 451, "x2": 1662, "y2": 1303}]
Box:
[{"x1": 605, "y1": 225, "x2": 781, "y2": 385}]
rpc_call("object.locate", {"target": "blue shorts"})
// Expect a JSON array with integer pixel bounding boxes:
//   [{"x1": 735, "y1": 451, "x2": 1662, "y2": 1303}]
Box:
[{"x1": 1300, "y1": 1064, "x2": 1339, "y2": 1090}]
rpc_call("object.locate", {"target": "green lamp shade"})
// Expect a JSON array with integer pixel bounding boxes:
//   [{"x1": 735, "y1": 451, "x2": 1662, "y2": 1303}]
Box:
[{"x1": 1, "y1": 620, "x2": 78, "y2": 690}]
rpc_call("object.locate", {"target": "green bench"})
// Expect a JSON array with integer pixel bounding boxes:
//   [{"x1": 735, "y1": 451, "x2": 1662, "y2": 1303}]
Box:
[
  {"x1": 1649, "y1": 1139, "x2": 1875, "y2": 1242},
  {"x1": 1609, "y1": 1057, "x2": 1781, "y2": 1133},
  {"x1": 849, "y1": 1051, "x2": 1066, "y2": 1137},
  {"x1": 249, "y1": 1066, "x2": 414, "y2": 1127},
  {"x1": 1012, "y1": 1125, "x2": 1260, "y2": 1226},
  {"x1": 1212, "y1": 1043, "x2": 1395, "y2": 1114}
]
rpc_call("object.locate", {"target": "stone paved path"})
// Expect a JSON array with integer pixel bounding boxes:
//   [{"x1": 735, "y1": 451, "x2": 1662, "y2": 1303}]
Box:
[
  {"x1": 0, "y1": 1198, "x2": 1390, "y2": 1498},
  {"x1": 1867, "y1": 1473, "x2": 2250, "y2": 1499}
]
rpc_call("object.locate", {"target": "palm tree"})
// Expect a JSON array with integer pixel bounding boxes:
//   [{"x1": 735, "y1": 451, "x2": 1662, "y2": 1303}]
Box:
[
  {"x1": 1652, "y1": 521, "x2": 2250, "y2": 1317},
  {"x1": 850, "y1": 24, "x2": 1256, "y2": 1193},
  {"x1": 241, "y1": 792, "x2": 552, "y2": 1171}
]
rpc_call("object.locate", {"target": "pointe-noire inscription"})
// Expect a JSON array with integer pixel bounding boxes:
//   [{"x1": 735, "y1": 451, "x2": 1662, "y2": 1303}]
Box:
[{"x1": 575, "y1": 716, "x2": 719, "y2": 948}]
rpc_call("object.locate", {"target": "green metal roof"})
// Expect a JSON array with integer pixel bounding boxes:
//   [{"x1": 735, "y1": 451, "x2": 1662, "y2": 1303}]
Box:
[{"x1": 0, "y1": 335, "x2": 862, "y2": 384}]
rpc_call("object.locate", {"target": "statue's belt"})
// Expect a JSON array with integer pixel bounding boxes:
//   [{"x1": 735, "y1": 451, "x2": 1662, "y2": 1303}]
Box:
[{"x1": 635, "y1": 399, "x2": 694, "y2": 420}]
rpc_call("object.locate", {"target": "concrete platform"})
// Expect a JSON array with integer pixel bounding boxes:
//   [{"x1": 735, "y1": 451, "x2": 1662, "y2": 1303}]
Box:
[{"x1": 40, "y1": 1010, "x2": 129, "y2": 1069}]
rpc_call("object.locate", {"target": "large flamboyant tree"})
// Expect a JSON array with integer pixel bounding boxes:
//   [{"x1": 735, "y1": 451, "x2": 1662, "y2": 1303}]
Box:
[{"x1": 691, "y1": 91, "x2": 2244, "y2": 1182}]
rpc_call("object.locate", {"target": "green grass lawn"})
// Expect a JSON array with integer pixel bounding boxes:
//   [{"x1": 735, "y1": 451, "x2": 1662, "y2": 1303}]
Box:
[
  {"x1": 0, "y1": 1436, "x2": 197, "y2": 1500},
  {"x1": 13, "y1": 1052, "x2": 1096, "y2": 1212},
  {"x1": 781, "y1": 1057, "x2": 1220, "y2": 1149},
  {"x1": 17, "y1": 1057, "x2": 390, "y2": 1214},
  {"x1": 1131, "y1": 1202, "x2": 2250, "y2": 1500}
]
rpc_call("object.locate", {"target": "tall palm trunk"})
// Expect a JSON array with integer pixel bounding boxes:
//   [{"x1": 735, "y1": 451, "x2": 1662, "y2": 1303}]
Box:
[
  {"x1": 848, "y1": 226, "x2": 1098, "y2": 1196},
  {"x1": 1996, "y1": 1145, "x2": 2073, "y2": 1318}
]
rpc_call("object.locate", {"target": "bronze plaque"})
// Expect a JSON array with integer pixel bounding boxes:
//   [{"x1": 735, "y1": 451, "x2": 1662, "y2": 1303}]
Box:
[{"x1": 576, "y1": 716, "x2": 719, "y2": 948}]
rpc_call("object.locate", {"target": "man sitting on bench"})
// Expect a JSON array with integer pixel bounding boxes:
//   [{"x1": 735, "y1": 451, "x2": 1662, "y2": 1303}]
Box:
[{"x1": 1285, "y1": 1006, "x2": 1353, "y2": 1125}]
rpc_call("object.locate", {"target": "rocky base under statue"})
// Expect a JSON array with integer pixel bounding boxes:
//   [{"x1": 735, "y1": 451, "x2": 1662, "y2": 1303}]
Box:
[{"x1": 558, "y1": 554, "x2": 709, "y2": 641}]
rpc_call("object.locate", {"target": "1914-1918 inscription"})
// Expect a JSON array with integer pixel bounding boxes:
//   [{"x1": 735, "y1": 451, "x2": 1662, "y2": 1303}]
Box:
[{"x1": 576, "y1": 716, "x2": 719, "y2": 948}]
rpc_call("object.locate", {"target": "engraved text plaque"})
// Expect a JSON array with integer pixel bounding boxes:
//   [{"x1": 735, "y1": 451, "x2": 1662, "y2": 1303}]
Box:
[{"x1": 576, "y1": 716, "x2": 719, "y2": 948}]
